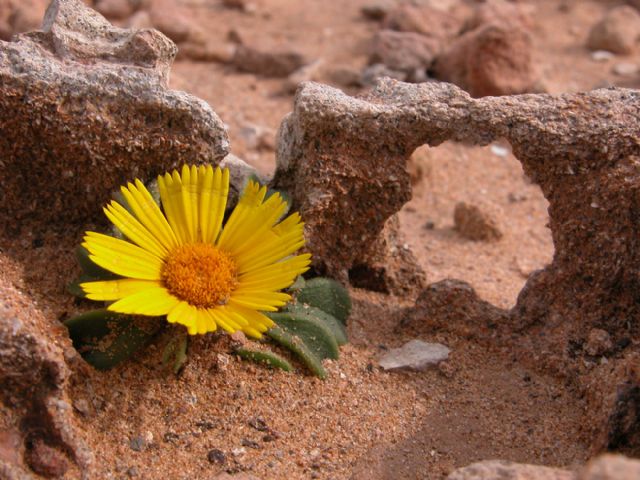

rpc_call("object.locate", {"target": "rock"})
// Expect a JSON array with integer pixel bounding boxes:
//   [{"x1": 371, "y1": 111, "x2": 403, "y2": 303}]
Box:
[
  {"x1": 378, "y1": 339, "x2": 450, "y2": 371},
  {"x1": 94, "y1": 0, "x2": 135, "y2": 20},
  {"x1": 285, "y1": 59, "x2": 326, "y2": 93},
  {"x1": 464, "y1": 0, "x2": 536, "y2": 32},
  {"x1": 177, "y1": 41, "x2": 236, "y2": 63},
  {"x1": 403, "y1": 279, "x2": 508, "y2": 339},
  {"x1": 612, "y1": 62, "x2": 638, "y2": 76},
  {"x1": 0, "y1": 0, "x2": 229, "y2": 226},
  {"x1": 8, "y1": 0, "x2": 49, "y2": 37},
  {"x1": 239, "y1": 124, "x2": 276, "y2": 151},
  {"x1": 584, "y1": 329, "x2": 613, "y2": 356},
  {"x1": 587, "y1": 5, "x2": 640, "y2": 55},
  {"x1": 361, "y1": 0, "x2": 396, "y2": 21},
  {"x1": 591, "y1": 50, "x2": 615, "y2": 62},
  {"x1": 149, "y1": 0, "x2": 200, "y2": 44},
  {"x1": 360, "y1": 62, "x2": 407, "y2": 85},
  {"x1": 383, "y1": 3, "x2": 461, "y2": 41},
  {"x1": 219, "y1": 153, "x2": 262, "y2": 208},
  {"x1": 453, "y1": 200, "x2": 504, "y2": 241},
  {"x1": 578, "y1": 454, "x2": 640, "y2": 480},
  {"x1": 433, "y1": 24, "x2": 538, "y2": 97},
  {"x1": 447, "y1": 460, "x2": 575, "y2": 480},
  {"x1": 324, "y1": 64, "x2": 362, "y2": 88},
  {"x1": 207, "y1": 448, "x2": 226, "y2": 465},
  {"x1": 273, "y1": 79, "x2": 639, "y2": 288},
  {"x1": 124, "y1": 9, "x2": 153, "y2": 29},
  {"x1": 221, "y1": 0, "x2": 248, "y2": 10},
  {"x1": 369, "y1": 30, "x2": 440, "y2": 76},
  {"x1": 233, "y1": 44, "x2": 307, "y2": 77},
  {"x1": 25, "y1": 439, "x2": 69, "y2": 478}
]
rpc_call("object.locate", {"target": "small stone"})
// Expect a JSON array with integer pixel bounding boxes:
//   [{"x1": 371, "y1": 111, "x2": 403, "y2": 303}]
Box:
[
  {"x1": 454, "y1": 201, "x2": 504, "y2": 241},
  {"x1": 73, "y1": 398, "x2": 90, "y2": 416},
  {"x1": 369, "y1": 30, "x2": 439, "y2": 76},
  {"x1": 25, "y1": 439, "x2": 69, "y2": 478},
  {"x1": 207, "y1": 448, "x2": 226, "y2": 464},
  {"x1": 231, "y1": 447, "x2": 246, "y2": 457},
  {"x1": 383, "y1": 4, "x2": 460, "y2": 41},
  {"x1": 94, "y1": 0, "x2": 135, "y2": 20},
  {"x1": 465, "y1": 0, "x2": 535, "y2": 32},
  {"x1": 233, "y1": 44, "x2": 307, "y2": 77},
  {"x1": 149, "y1": 0, "x2": 198, "y2": 43},
  {"x1": 126, "y1": 466, "x2": 139, "y2": 477},
  {"x1": 585, "y1": 328, "x2": 613, "y2": 357},
  {"x1": 591, "y1": 50, "x2": 615, "y2": 62},
  {"x1": 230, "y1": 330, "x2": 247, "y2": 345},
  {"x1": 241, "y1": 438, "x2": 260, "y2": 449},
  {"x1": 612, "y1": 62, "x2": 638, "y2": 76},
  {"x1": 248, "y1": 417, "x2": 269, "y2": 432},
  {"x1": 238, "y1": 124, "x2": 276, "y2": 152},
  {"x1": 378, "y1": 339, "x2": 450, "y2": 371},
  {"x1": 361, "y1": 63, "x2": 407, "y2": 86},
  {"x1": 587, "y1": 5, "x2": 640, "y2": 55},
  {"x1": 490, "y1": 144, "x2": 509, "y2": 157},
  {"x1": 177, "y1": 42, "x2": 236, "y2": 63},
  {"x1": 129, "y1": 436, "x2": 147, "y2": 452},
  {"x1": 361, "y1": 0, "x2": 395, "y2": 21}
]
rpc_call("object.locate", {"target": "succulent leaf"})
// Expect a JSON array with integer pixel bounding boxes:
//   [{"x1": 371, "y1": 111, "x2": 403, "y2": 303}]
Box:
[
  {"x1": 285, "y1": 303, "x2": 347, "y2": 345},
  {"x1": 265, "y1": 325, "x2": 327, "y2": 379},
  {"x1": 234, "y1": 347, "x2": 293, "y2": 372},
  {"x1": 267, "y1": 311, "x2": 339, "y2": 360},
  {"x1": 295, "y1": 277, "x2": 351, "y2": 325}
]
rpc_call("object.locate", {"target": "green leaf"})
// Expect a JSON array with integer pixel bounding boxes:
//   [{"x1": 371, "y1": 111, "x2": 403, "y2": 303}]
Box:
[
  {"x1": 285, "y1": 303, "x2": 348, "y2": 345},
  {"x1": 295, "y1": 277, "x2": 352, "y2": 325},
  {"x1": 64, "y1": 309, "x2": 161, "y2": 370},
  {"x1": 265, "y1": 326, "x2": 326, "y2": 379},
  {"x1": 267, "y1": 311, "x2": 339, "y2": 360},
  {"x1": 75, "y1": 246, "x2": 118, "y2": 279},
  {"x1": 234, "y1": 347, "x2": 293, "y2": 372}
]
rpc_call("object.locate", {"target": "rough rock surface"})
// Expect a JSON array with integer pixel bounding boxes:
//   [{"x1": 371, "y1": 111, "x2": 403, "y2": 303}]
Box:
[
  {"x1": 587, "y1": 5, "x2": 640, "y2": 55},
  {"x1": 447, "y1": 459, "x2": 575, "y2": 480},
  {"x1": 0, "y1": 0, "x2": 229, "y2": 227},
  {"x1": 274, "y1": 78, "x2": 640, "y2": 449},
  {"x1": 578, "y1": 454, "x2": 640, "y2": 480},
  {"x1": 453, "y1": 200, "x2": 504, "y2": 241},
  {"x1": 433, "y1": 24, "x2": 538, "y2": 97},
  {"x1": 0, "y1": 278, "x2": 91, "y2": 477}
]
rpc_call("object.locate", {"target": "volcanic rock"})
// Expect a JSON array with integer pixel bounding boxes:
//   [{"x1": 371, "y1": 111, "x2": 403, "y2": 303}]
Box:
[{"x1": 0, "y1": 0, "x2": 229, "y2": 227}]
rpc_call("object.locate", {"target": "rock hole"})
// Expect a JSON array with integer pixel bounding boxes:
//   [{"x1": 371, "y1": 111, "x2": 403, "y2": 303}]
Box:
[{"x1": 401, "y1": 141, "x2": 554, "y2": 309}]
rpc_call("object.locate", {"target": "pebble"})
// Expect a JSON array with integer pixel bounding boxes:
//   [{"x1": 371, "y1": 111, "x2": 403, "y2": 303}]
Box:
[
  {"x1": 591, "y1": 50, "x2": 614, "y2": 62},
  {"x1": 207, "y1": 448, "x2": 226, "y2": 464},
  {"x1": 490, "y1": 144, "x2": 509, "y2": 158},
  {"x1": 378, "y1": 339, "x2": 450, "y2": 371},
  {"x1": 25, "y1": 439, "x2": 69, "y2": 478},
  {"x1": 241, "y1": 438, "x2": 261, "y2": 449},
  {"x1": 585, "y1": 328, "x2": 613, "y2": 357},
  {"x1": 612, "y1": 63, "x2": 638, "y2": 76},
  {"x1": 248, "y1": 417, "x2": 269, "y2": 432}
]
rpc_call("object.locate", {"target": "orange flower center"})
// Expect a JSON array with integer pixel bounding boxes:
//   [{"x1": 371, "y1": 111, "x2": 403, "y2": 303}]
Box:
[{"x1": 161, "y1": 243, "x2": 237, "y2": 308}]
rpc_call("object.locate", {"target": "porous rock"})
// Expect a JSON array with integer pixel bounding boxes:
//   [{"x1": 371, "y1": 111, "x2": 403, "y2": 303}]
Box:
[
  {"x1": 369, "y1": 29, "x2": 439, "y2": 77},
  {"x1": 433, "y1": 23, "x2": 538, "y2": 97},
  {"x1": 447, "y1": 459, "x2": 575, "y2": 480},
  {"x1": 578, "y1": 454, "x2": 640, "y2": 480},
  {"x1": 0, "y1": 0, "x2": 229, "y2": 227},
  {"x1": 274, "y1": 78, "x2": 640, "y2": 450},
  {"x1": 453, "y1": 200, "x2": 504, "y2": 241},
  {"x1": 0, "y1": 279, "x2": 91, "y2": 476},
  {"x1": 587, "y1": 5, "x2": 640, "y2": 55}
]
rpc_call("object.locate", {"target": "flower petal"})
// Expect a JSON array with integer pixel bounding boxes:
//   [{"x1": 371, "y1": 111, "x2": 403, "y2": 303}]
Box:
[
  {"x1": 83, "y1": 232, "x2": 163, "y2": 280},
  {"x1": 107, "y1": 287, "x2": 179, "y2": 316},
  {"x1": 104, "y1": 201, "x2": 167, "y2": 258},
  {"x1": 81, "y1": 279, "x2": 161, "y2": 301},
  {"x1": 198, "y1": 166, "x2": 229, "y2": 243},
  {"x1": 120, "y1": 179, "x2": 178, "y2": 250}
]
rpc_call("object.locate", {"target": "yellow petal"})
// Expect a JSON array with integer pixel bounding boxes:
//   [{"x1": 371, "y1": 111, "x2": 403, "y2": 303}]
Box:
[
  {"x1": 120, "y1": 180, "x2": 178, "y2": 250},
  {"x1": 167, "y1": 301, "x2": 197, "y2": 330},
  {"x1": 107, "y1": 287, "x2": 179, "y2": 316},
  {"x1": 83, "y1": 232, "x2": 163, "y2": 280},
  {"x1": 81, "y1": 279, "x2": 161, "y2": 301},
  {"x1": 238, "y1": 254, "x2": 311, "y2": 285},
  {"x1": 225, "y1": 303, "x2": 274, "y2": 338},
  {"x1": 199, "y1": 166, "x2": 229, "y2": 243},
  {"x1": 158, "y1": 173, "x2": 187, "y2": 244},
  {"x1": 104, "y1": 202, "x2": 167, "y2": 258}
]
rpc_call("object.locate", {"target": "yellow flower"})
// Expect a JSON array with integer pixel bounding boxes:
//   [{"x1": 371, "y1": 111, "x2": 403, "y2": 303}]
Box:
[{"x1": 80, "y1": 165, "x2": 310, "y2": 338}]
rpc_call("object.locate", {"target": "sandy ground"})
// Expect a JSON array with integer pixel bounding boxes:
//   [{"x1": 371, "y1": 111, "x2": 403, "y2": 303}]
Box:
[{"x1": 3, "y1": 0, "x2": 640, "y2": 478}]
